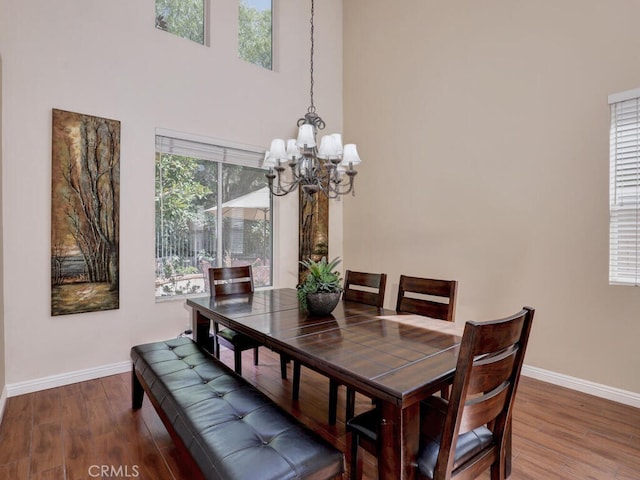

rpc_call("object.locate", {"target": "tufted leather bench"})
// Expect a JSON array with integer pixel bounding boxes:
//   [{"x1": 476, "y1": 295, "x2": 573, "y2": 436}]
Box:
[{"x1": 131, "y1": 337, "x2": 344, "y2": 480}]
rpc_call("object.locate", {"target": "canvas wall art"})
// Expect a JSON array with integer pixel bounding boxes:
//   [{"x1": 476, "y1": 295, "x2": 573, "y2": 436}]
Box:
[
  {"x1": 51, "y1": 109, "x2": 120, "y2": 315},
  {"x1": 298, "y1": 188, "x2": 329, "y2": 284}
]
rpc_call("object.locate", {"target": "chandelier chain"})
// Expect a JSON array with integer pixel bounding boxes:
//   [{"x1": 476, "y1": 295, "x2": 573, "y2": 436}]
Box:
[{"x1": 309, "y1": 0, "x2": 315, "y2": 113}]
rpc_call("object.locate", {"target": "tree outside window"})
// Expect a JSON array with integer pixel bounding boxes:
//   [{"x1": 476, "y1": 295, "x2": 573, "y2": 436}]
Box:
[
  {"x1": 239, "y1": 0, "x2": 272, "y2": 70},
  {"x1": 155, "y1": 144, "x2": 272, "y2": 298},
  {"x1": 155, "y1": 0, "x2": 205, "y2": 45}
]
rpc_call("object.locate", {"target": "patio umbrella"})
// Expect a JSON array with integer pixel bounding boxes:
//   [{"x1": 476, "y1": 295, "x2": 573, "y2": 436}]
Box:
[{"x1": 205, "y1": 186, "x2": 271, "y2": 221}]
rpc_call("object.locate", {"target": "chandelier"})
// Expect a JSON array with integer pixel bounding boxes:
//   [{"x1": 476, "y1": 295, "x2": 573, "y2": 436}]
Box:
[{"x1": 263, "y1": 0, "x2": 361, "y2": 199}]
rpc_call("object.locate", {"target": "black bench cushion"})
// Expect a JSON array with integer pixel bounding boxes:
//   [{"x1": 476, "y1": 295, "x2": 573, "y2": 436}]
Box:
[{"x1": 131, "y1": 337, "x2": 343, "y2": 480}]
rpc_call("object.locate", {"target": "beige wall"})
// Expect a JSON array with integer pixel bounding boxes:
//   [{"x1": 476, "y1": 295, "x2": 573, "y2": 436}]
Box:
[
  {"x1": 0, "y1": 52, "x2": 5, "y2": 406},
  {"x1": 0, "y1": 0, "x2": 343, "y2": 387},
  {"x1": 343, "y1": 0, "x2": 640, "y2": 394}
]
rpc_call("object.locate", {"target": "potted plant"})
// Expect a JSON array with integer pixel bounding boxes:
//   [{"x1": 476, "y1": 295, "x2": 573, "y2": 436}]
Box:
[{"x1": 297, "y1": 256, "x2": 343, "y2": 316}]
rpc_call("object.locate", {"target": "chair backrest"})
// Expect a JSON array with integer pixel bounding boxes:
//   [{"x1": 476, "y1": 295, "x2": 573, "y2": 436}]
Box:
[
  {"x1": 396, "y1": 275, "x2": 458, "y2": 321},
  {"x1": 208, "y1": 265, "x2": 254, "y2": 298},
  {"x1": 342, "y1": 270, "x2": 387, "y2": 307},
  {"x1": 432, "y1": 307, "x2": 534, "y2": 479}
]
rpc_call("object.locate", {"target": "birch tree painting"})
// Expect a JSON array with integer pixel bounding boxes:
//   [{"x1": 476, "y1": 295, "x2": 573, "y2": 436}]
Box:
[{"x1": 51, "y1": 109, "x2": 120, "y2": 315}]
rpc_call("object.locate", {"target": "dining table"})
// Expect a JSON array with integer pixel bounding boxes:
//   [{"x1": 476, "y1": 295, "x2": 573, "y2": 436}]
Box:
[{"x1": 186, "y1": 288, "x2": 464, "y2": 480}]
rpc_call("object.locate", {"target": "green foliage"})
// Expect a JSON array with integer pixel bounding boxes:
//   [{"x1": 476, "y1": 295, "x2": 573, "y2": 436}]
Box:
[
  {"x1": 155, "y1": 153, "x2": 212, "y2": 238},
  {"x1": 156, "y1": 0, "x2": 205, "y2": 45},
  {"x1": 297, "y1": 257, "x2": 342, "y2": 309},
  {"x1": 238, "y1": 0, "x2": 272, "y2": 69},
  {"x1": 155, "y1": 148, "x2": 272, "y2": 296},
  {"x1": 158, "y1": 256, "x2": 203, "y2": 296},
  {"x1": 154, "y1": 0, "x2": 271, "y2": 67},
  {"x1": 161, "y1": 279, "x2": 202, "y2": 296}
]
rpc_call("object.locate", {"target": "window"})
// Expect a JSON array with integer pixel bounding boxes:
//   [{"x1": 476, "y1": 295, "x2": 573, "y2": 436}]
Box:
[
  {"x1": 239, "y1": 0, "x2": 272, "y2": 70},
  {"x1": 155, "y1": 0, "x2": 206, "y2": 45},
  {"x1": 155, "y1": 134, "x2": 272, "y2": 298},
  {"x1": 609, "y1": 88, "x2": 640, "y2": 285}
]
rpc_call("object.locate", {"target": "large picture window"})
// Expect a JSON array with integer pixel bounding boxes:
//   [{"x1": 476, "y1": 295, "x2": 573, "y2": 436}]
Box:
[
  {"x1": 155, "y1": 134, "x2": 272, "y2": 298},
  {"x1": 609, "y1": 88, "x2": 640, "y2": 286}
]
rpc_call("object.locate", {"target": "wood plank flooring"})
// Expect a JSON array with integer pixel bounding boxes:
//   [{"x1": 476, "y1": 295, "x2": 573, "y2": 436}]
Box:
[{"x1": 0, "y1": 347, "x2": 638, "y2": 479}]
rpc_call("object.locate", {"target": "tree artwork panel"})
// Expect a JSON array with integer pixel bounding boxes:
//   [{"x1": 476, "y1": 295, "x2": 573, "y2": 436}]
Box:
[
  {"x1": 298, "y1": 188, "x2": 329, "y2": 284},
  {"x1": 51, "y1": 109, "x2": 120, "y2": 316}
]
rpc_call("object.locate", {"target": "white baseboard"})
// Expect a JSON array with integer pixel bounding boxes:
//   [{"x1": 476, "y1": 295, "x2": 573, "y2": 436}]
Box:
[
  {"x1": 6, "y1": 361, "x2": 131, "y2": 397},
  {"x1": 3, "y1": 361, "x2": 639, "y2": 410},
  {"x1": 0, "y1": 385, "x2": 7, "y2": 425},
  {"x1": 522, "y1": 365, "x2": 640, "y2": 408}
]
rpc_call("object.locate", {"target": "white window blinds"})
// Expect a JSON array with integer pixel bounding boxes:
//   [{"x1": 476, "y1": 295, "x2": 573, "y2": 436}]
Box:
[
  {"x1": 609, "y1": 88, "x2": 640, "y2": 285},
  {"x1": 155, "y1": 135, "x2": 264, "y2": 168}
]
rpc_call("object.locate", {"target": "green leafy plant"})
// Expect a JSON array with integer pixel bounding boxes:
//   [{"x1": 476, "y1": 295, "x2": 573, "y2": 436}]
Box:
[{"x1": 297, "y1": 256, "x2": 342, "y2": 310}]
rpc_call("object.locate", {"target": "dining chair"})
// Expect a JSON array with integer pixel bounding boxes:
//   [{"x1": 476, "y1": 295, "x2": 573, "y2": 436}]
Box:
[
  {"x1": 292, "y1": 270, "x2": 387, "y2": 425},
  {"x1": 398, "y1": 275, "x2": 458, "y2": 399},
  {"x1": 346, "y1": 306, "x2": 534, "y2": 480},
  {"x1": 209, "y1": 265, "x2": 288, "y2": 377},
  {"x1": 396, "y1": 275, "x2": 458, "y2": 321}
]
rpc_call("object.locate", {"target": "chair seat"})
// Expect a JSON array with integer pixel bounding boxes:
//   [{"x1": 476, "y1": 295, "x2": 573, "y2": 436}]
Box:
[
  {"x1": 347, "y1": 397, "x2": 495, "y2": 480},
  {"x1": 417, "y1": 427, "x2": 494, "y2": 479},
  {"x1": 217, "y1": 328, "x2": 261, "y2": 349},
  {"x1": 416, "y1": 396, "x2": 494, "y2": 479},
  {"x1": 346, "y1": 407, "x2": 379, "y2": 441}
]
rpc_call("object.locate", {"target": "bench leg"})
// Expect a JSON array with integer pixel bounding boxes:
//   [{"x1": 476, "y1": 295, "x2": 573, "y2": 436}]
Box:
[
  {"x1": 132, "y1": 367, "x2": 144, "y2": 410},
  {"x1": 253, "y1": 347, "x2": 259, "y2": 366}
]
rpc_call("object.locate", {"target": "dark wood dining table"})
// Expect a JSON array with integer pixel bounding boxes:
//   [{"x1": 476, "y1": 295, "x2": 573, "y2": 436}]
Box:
[{"x1": 186, "y1": 288, "x2": 463, "y2": 480}]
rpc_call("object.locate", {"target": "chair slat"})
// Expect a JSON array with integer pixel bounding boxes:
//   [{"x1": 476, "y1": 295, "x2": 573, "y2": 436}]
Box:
[
  {"x1": 209, "y1": 266, "x2": 254, "y2": 297},
  {"x1": 467, "y1": 349, "x2": 518, "y2": 394},
  {"x1": 396, "y1": 275, "x2": 458, "y2": 322},
  {"x1": 342, "y1": 270, "x2": 387, "y2": 308},
  {"x1": 459, "y1": 384, "x2": 509, "y2": 432}
]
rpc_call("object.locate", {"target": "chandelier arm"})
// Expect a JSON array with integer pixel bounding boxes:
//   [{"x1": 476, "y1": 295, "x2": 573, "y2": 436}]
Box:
[
  {"x1": 326, "y1": 170, "x2": 357, "y2": 195},
  {"x1": 267, "y1": 174, "x2": 300, "y2": 196}
]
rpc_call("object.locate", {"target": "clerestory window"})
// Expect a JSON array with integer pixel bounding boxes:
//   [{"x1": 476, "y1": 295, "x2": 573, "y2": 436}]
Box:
[
  {"x1": 239, "y1": 0, "x2": 273, "y2": 70},
  {"x1": 155, "y1": 0, "x2": 207, "y2": 45}
]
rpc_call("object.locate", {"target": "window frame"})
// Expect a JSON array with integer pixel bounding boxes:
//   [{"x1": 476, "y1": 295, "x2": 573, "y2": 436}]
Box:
[{"x1": 608, "y1": 87, "x2": 640, "y2": 286}]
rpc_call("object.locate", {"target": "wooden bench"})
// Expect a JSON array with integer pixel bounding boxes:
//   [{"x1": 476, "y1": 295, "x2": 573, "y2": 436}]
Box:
[{"x1": 131, "y1": 337, "x2": 344, "y2": 480}]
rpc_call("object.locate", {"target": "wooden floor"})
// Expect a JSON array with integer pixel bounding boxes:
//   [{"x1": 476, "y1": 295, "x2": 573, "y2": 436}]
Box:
[{"x1": 0, "y1": 347, "x2": 639, "y2": 480}]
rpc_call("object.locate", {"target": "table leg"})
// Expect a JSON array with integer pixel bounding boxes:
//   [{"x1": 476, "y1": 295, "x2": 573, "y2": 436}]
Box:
[
  {"x1": 328, "y1": 380, "x2": 338, "y2": 425},
  {"x1": 212, "y1": 320, "x2": 220, "y2": 358},
  {"x1": 192, "y1": 309, "x2": 211, "y2": 351},
  {"x1": 292, "y1": 362, "x2": 301, "y2": 401},
  {"x1": 378, "y1": 401, "x2": 419, "y2": 480}
]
